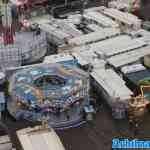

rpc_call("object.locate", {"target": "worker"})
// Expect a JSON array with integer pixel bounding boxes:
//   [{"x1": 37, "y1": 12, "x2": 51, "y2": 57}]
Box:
[
  {"x1": 64, "y1": 108, "x2": 70, "y2": 120},
  {"x1": 129, "y1": 117, "x2": 140, "y2": 137},
  {"x1": 56, "y1": 106, "x2": 61, "y2": 116},
  {"x1": 134, "y1": 121, "x2": 139, "y2": 136},
  {"x1": 35, "y1": 27, "x2": 41, "y2": 36}
]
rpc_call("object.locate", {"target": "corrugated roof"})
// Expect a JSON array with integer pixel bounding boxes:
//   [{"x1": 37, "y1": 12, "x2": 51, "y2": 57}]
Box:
[
  {"x1": 108, "y1": 45, "x2": 150, "y2": 67},
  {"x1": 84, "y1": 11, "x2": 119, "y2": 28},
  {"x1": 84, "y1": 35, "x2": 146, "y2": 57},
  {"x1": 17, "y1": 127, "x2": 65, "y2": 150},
  {"x1": 103, "y1": 8, "x2": 141, "y2": 26},
  {"x1": 68, "y1": 28, "x2": 120, "y2": 46},
  {"x1": 40, "y1": 24, "x2": 70, "y2": 40}
]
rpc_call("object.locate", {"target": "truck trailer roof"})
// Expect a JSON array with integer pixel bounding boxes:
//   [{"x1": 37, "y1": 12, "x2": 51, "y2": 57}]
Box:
[{"x1": 16, "y1": 126, "x2": 65, "y2": 150}]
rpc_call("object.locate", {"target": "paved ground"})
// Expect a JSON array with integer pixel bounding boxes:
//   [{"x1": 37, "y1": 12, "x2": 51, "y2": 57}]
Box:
[
  {"x1": 3, "y1": 102, "x2": 150, "y2": 150},
  {"x1": 57, "y1": 104, "x2": 131, "y2": 150},
  {"x1": 57, "y1": 104, "x2": 150, "y2": 150}
]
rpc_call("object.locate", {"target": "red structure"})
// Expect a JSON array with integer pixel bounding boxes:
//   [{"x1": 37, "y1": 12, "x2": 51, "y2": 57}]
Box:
[
  {"x1": 10, "y1": 0, "x2": 48, "y2": 7},
  {"x1": 1, "y1": 1, "x2": 14, "y2": 45},
  {"x1": 3, "y1": 28, "x2": 14, "y2": 45}
]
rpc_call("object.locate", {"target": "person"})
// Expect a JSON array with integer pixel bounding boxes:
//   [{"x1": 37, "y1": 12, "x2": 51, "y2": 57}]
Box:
[
  {"x1": 35, "y1": 27, "x2": 41, "y2": 36},
  {"x1": 56, "y1": 106, "x2": 61, "y2": 117},
  {"x1": 134, "y1": 121, "x2": 139, "y2": 136},
  {"x1": 129, "y1": 118, "x2": 140, "y2": 137},
  {"x1": 64, "y1": 108, "x2": 70, "y2": 120},
  {"x1": 66, "y1": 114, "x2": 70, "y2": 120}
]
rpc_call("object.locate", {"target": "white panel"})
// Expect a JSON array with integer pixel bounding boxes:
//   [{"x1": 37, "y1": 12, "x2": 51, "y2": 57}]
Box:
[
  {"x1": 17, "y1": 127, "x2": 65, "y2": 150},
  {"x1": 68, "y1": 28, "x2": 120, "y2": 46},
  {"x1": 108, "y1": 45, "x2": 150, "y2": 67},
  {"x1": 84, "y1": 11, "x2": 119, "y2": 27},
  {"x1": 77, "y1": 35, "x2": 146, "y2": 57},
  {"x1": 91, "y1": 69, "x2": 133, "y2": 101},
  {"x1": 103, "y1": 8, "x2": 141, "y2": 29}
]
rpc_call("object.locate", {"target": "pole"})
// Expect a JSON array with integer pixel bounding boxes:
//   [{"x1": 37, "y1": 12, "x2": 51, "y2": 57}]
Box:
[
  {"x1": 65, "y1": 0, "x2": 67, "y2": 6},
  {"x1": 1, "y1": 0, "x2": 14, "y2": 45}
]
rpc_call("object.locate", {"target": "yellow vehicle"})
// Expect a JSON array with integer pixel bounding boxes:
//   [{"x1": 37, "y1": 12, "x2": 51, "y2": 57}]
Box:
[{"x1": 128, "y1": 85, "x2": 150, "y2": 122}]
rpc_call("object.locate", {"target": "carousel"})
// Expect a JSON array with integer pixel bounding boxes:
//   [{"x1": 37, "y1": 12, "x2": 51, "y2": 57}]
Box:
[{"x1": 8, "y1": 63, "x2": 92, "y2": 129}]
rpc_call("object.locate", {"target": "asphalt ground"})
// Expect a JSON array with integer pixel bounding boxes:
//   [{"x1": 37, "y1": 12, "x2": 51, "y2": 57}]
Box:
[{"x1": 2, "y1": 102, "x2": 150, "y2": 150}]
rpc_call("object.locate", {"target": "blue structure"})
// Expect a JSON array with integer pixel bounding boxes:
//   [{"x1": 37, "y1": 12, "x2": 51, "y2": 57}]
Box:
[
  {"x1": 0, "y1": 92, "x2": 5, "y2": 119},
  {"x1": 44, "y1": 53, "x2": 79, "y2": 67},
  {"x1": 0, "y1": 93, "x2": 5, "y2": 112},
  {"x1": 8, "y1": 63, "x2": 91, "y2": 129}
]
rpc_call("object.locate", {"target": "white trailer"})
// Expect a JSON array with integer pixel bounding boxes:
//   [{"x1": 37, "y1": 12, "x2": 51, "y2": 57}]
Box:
[
  {"x1": 70, "y1": 35, "x2": 146, "y2": 58},
  {"x1": 67, "y1": 28, "x2": 120, "y2": 46},
  {"x1": 84, "y1": 11, "x2": 119, "y2": 28},
  {"x1": 91, "y1": 68, "x2": 133, "y2": 119},
  {"x1": 17, "y1": 126, "x2": 65, "y2": 150},
  {"x1": 108, "y1": 0, "x2": 132, "y2": 11},
  {"x1": 103, "y1": 8, "x2": 141, "y2": 30},
  {"x1": 108, "y1": 45, "x2": 150, "y2": 68},
  {"x1": 0, "y1": 135, "x2": 13, "y2": 150}
]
